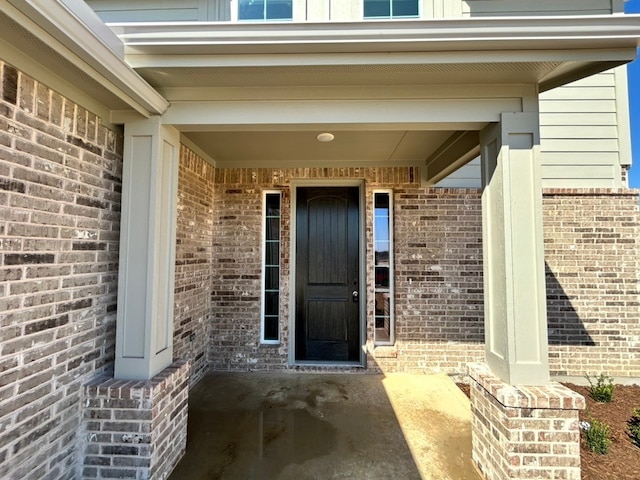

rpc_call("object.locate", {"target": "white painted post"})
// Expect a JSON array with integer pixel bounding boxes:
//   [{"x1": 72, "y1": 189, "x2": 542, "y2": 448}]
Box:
[
  {"x1": 479, "y1": 112, "x2": 550, "y2": 385},
  {"x1": 115, "y1": 117, "x2": 180, "y2": 380}
]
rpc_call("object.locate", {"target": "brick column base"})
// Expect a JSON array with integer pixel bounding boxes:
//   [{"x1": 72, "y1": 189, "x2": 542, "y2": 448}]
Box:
[
  {"x1": 82, "y1": 360, "x2": 190, "y2": 480},
  {"x1": 468, "y1": 363, "x2": 585, "y2": 480}
]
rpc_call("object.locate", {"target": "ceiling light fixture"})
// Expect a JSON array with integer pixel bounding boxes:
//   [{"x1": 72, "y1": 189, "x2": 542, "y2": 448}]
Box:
[{"x1": 316, "y1": 132, "x2": 335, "y2": 142}]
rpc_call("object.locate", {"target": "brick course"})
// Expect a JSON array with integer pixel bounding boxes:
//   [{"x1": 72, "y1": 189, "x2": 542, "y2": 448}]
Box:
[
  {"x1": 83, "y1": 360, "x2": 190, "y2": 480},
  {"x1": 174, "y1": 146, "x2": 215, "y2": 385},
  {"x1": 209, "y1": 168, "x2": 640, "y2": 380},
  {"x1": 469, "y1": 363, "x2": 585, "y2": 480},
  {"x1": 371, "y1": 187, "x2": 485, "y2": 375},
  {"x1": 0, "y1": 61, "x2": 122, "y2": 479},
  {"x1": 544, "y1": 189, "x2": 640, "y2": 379}
]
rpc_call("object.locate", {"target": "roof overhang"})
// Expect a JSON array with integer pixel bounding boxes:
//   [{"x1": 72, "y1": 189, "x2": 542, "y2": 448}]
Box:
[
  {"x1": 1, "y1": 3, "x2": 638, "y2": 174},
  {"x1": 1, "y1": 3, "x2": 638, "y2": 116},
  {"x1": 0, "y1": 0, "x2": 169, "y2": 119},
  {"x1": 111, "y1": 15, "x2": 640, "y2": 93},
  {"x1": 106, "y1": 14, "x2": 639, "y2": 171}
]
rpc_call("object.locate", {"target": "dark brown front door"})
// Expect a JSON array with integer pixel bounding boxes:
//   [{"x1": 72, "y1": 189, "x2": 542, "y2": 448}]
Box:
[{"x1": 295, "y1": 187, "x2": 360, "y2": 362}]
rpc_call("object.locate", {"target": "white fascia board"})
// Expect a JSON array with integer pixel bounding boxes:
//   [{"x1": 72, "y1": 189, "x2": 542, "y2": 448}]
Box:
[
  {"x1": 125, "y1": 49, "x2": 634, "y2": 69},
  {"x1": 57, "y1": 0, "x2": 125, "y2": 58},
  {"x1": 4, "y1": 0, "x2": 168, "y2": 116},
  {"x1": 109, "y1": 15, "x2": 640, "y2": 57}
]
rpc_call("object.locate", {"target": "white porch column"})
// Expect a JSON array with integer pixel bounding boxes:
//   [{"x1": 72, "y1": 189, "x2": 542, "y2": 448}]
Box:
[
  {"x1": 479, "y1": 112, "x2": 549, "y2": 385},
  {"x1": 115, "y1": 117, "x2": 180, "y2": 380}
]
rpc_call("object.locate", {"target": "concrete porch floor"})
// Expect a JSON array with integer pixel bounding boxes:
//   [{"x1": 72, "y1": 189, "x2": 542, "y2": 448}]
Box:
[{"x1": 168, "y1": 372, "x2": 481, "y2": 480}]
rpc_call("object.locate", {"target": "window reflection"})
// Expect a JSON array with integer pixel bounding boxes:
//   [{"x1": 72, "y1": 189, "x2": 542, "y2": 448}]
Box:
[
  {"x1": 364, "y1": 0, "x2": 418, "y2": 18},
  {"x1": 262, "y1": 193, "x2": 281, "y2": 342},
  {"x1": 373, "y1": 192, "x2": 394, "y2": 345},
  {"x1": 375, "y1": 267, "x2": 389, "y2": 289},
  {"x1": 239, "y1": 0, "x2": 292, "y2": 20}
]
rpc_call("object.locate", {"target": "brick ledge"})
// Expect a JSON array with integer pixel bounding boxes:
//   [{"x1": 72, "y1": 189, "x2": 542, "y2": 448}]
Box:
[
  {"x1": 543, "y1": 188, "x2": 640, "y2": 197},
  {"x1": 84, "y1": 360, "x2": 189, "y2": 399},
  {"x1": 468, "y1": 363, "x2": 585, "y2": 410}
]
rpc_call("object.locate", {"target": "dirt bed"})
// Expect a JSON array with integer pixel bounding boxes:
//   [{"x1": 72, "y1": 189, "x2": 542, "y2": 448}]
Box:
[
  {"x1": 566, "y1": 383, "x2": 640, "y2": 480},
  {"x1": 457, "y1": 382, "x2": 640, "y2": 479}
]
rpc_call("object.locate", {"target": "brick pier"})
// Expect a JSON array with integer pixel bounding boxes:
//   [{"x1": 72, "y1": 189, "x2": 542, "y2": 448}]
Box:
[
  {"x1": 82, "y1": 361, "x2": 190, "y2": 479},
  {"x1": 469, "y1": 363, "x2": 585, "y2": 480}
]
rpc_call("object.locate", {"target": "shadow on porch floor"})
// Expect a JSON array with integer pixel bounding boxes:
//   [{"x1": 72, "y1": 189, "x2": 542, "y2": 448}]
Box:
[{"x1": 168, "y1": 372, "x2": 480, "y2": 480}]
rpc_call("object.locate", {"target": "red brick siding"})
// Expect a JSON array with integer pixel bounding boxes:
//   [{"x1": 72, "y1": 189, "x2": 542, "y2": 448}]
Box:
[
  {"x1": 469, "y1": 363, "x2": 584, "y2": 480},
  {"x1": 209, "y1": 169, "x2": 292, "y2": 371},
  {"x1": 208, "y1": 167, "x2": 487, "y2": 373},
  {"x1": 174, "y1": 146, "x2": 215, "y2": 385},
  {"x1": 544, "y1": 189, "x2": 640, "y2": 378},
  {"x1": 370, "y1": 188, "x2": 485, "y2": 374},
  {"x1": 0, "y1": 61, "x2": 122, "y2": 479},
  {"x1": 83, "y1": 360, "x2": 189, "y2": 479},
  {"x1": 209, "y1": 168, "x2": 640, "y2": 379}
]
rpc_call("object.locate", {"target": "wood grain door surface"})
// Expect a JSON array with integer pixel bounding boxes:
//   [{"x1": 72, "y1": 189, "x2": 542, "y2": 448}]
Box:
[{"x1": 295, "y1": 187, "x2": 360, "y2": 362}]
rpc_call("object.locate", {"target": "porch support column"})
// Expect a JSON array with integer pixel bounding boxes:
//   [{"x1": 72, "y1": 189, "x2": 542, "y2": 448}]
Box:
[
  {"x1": 114, "y1": 116, "x2": 180, "y2": 380},
  {"x1": 479, "y1": 112, "x2": 549, "y2": 385},
  {"x1": 471, "y1": 113, "x2": 585, "y2": 480}
]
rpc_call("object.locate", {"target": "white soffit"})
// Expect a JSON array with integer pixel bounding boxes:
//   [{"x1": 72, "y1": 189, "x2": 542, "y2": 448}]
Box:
[{"x1": 138, "y1": 62, "x2": 565, "y2": 90}]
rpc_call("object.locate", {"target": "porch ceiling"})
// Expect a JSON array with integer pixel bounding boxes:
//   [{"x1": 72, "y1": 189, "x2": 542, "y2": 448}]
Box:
[{"x1": 183, "y1": 130, "x2": 455, "y2": 168}]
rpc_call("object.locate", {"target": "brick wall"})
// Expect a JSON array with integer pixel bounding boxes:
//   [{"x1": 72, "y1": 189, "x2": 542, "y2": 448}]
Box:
[
  {"x1": 174, "y1": 146, "x2": 215, "y2": 385},
  {"x1": 1, "y1": 57, "x2": 637, "y2": 480},
  {"x1": 544, "y1": 189, "x2": 640, "y2": 378},
  {"x1": 469, "y1": 363, "x2": 585, "y2": 480},
  {"x1": 83, "y1": 360, "x2": 189, "y2": 479},
  {"x1": 209, "y1": 168, "x2": 292, "y2": 371},
  {"x1": 371, "y1": 188, "x2": 485, "y2": 374},
  {"x1": 0, "y1": 61, "x2": 122, "y2": 479},
  {"x1": 209, "y1": 168, "x2": 640, "y2": 380},
  {"x1": 209, "y1": 167, "x2": 487, "y2": 373}
]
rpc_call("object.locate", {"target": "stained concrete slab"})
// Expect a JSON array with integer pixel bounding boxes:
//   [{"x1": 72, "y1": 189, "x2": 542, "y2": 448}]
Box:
[{"x1": 168, "y1": 373, "x2": 481, "y2": 480}]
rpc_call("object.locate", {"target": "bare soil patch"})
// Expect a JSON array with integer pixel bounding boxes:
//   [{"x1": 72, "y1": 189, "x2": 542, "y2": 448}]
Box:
[
  {"x1": 457, "y1": 382, "x2": 640, "y2": 480},
  {"x1": 565, "y1": 383, "x2": 640, "y2": 480}
]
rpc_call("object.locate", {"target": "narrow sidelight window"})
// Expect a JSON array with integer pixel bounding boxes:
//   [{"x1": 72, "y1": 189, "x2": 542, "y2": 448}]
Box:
[
  {"x1": 374, "y1": 191, "x2": 394, "y2": 345},
  {"x1": 262, "y1": 192, "x2": 281, "y2": 343},
  {"x1": 364, "y1": 0, "x2": 419, "y2": 18},
  {"x1": 239, "y1": 0, "x2": 292, "y2": 20}
]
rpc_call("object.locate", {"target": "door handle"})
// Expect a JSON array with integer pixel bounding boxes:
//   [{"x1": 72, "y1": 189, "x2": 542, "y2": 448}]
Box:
[{"x1": 352, "y1": 290, "x2": 359, "y2": 302}]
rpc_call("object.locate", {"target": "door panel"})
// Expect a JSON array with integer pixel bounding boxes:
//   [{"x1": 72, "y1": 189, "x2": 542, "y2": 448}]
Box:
[
  {"x1": 307, "y1": 300, "x2": 347, "y2": 341},
  {"x1": 296, "y1": 187, "x2": 360, "y2": 362}
]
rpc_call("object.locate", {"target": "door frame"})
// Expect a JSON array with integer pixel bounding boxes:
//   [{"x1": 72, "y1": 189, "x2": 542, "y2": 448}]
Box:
[{"x1": 289, "y1": 179, "x2": 367, "y2": 367}]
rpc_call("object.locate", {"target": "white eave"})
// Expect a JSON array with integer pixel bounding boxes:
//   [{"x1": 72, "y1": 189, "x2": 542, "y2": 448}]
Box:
[
  {"x1": 111, "y1": 15, "x2": 640, "y2": 54},
  {"x1": 0, "y1": 0, "x2": 169, "y2": 117},
  {"x1": 1, "y1": 2, "x2": 638, "y2": 118},
  {"x1": 108, "y1": 15, "x2": 640, "y2": 93}
]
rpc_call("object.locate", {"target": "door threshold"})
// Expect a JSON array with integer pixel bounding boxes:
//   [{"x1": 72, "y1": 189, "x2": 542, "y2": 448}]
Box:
[{"x1": 293, "y1": 361, "x2": 365, "y2": 368}]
